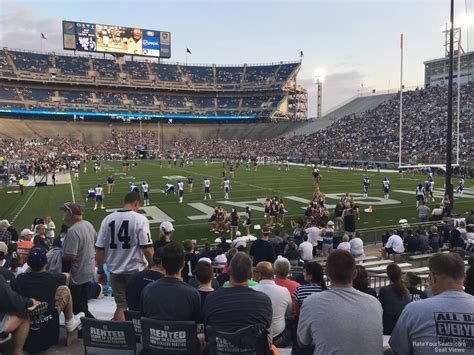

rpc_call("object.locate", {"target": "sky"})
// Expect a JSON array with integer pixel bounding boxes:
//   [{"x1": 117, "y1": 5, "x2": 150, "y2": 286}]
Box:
[{"x1": 0, "y1": 0, "x2": 473, "y2": 116}]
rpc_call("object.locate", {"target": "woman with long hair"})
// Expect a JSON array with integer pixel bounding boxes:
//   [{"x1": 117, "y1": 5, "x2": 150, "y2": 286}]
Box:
[
  {"x1": 378, "y1": 264, "x2": 411, "y2": 335},
  {"x1": 294, "y1": 261, "x2": 327, "y2": 311},
  {"x1": 353, "y1": 265, "x2": 377, "y2": 298}
]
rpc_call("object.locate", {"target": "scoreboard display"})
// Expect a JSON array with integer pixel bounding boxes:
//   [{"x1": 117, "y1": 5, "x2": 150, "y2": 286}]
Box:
[{"x1": 62, "y1": 21, "x2": 171, "y2": 58}]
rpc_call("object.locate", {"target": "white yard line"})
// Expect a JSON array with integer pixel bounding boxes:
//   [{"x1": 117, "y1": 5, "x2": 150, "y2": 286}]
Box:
[{"x1": 11, "y1": 187, "x2": 37, "y2": 224}]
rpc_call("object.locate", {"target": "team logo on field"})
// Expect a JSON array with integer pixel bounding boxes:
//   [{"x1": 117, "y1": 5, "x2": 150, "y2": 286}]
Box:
[{"x1": 162, "y1": 176, "x2": 185, "y2": 180}]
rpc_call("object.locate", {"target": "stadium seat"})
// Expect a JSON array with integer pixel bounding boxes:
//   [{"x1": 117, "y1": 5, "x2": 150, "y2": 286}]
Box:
[
  {"x1": 140, "y1": 318, "x2": 199, "y2": 355},
  {"x1": 124, "y1": 310, "x2": 142, "y2": 342},
  {"x1": 206, "y1": 324, "x2": 271, "y2": 355},
  {"x1": 81, "y1": 317, "x2": 137, "y2": 355}
]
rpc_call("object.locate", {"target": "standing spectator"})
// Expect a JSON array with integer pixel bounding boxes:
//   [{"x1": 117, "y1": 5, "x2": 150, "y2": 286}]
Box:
[
  {"x1": 428, "y1": 225, "x2": 441, "y2": 252},
  {"x1": 283, "y1": 239, "x2": 300, "y2": 263},
  {"x1": 203, "y1": 252, "x2": 272, "y2": 343},
  {"x1": 353, "y1": 265, "x2": 377, "y2": 298},
  {"x1": 273, "y1": 257, "x2": 300, "y2": 318},
  {"x1": 16, "y1": 248, "x2": 83, "y2": 352},
  {"x1": 253, "y1": 261, "x2": 292, "y2": 347},
  {"x1": 297, "y1": 250, "x2": 383, "y2": 354},
  {"x1": 294, "y1": 261, "x2": 327, "y2": 309},
  {"x1": 350, "y1": 231, "x2": 365, "y2": 257},
  {"x1": 153, "y1": 221, "x2": 174, "y2": 250},
  {"x1": 403, "y1": 272, "x2": 427, "y2": 301},
  {"x1": 342, "y1": 207, "x2": 356, "y2": 236},
  {"x1": 140, "y1": 242, "x2": 201, "y2": 322},
  {"x1": 378, "y1": 264, "x2": 411, "y2": 335},
  {"x1": 298, "y1": 235, "x2": 313, "y2": 262},
  {"x1": 321, "y1": 221, "x2": 335, "y2": 257},
  {"x1": 61, "y1": 202, "x2": 96, "y2": 319},
  {"x1": 125, "y1": 249, "x2": 164, "y2": 311},
  {"x1": 0, "y1": 220, "x2": 12, "y2": 245},
  {"x1": 390, "y1": 253, "x2": 474, "y2": 354},
  {"x1": 45, "y1": 216, "x2": 55, "y2": 242},
  {"x1": 381, "y1": 229, "x2": 405, "y2": 258},
  {"x1": 304, "y1": 222, "x2": 322, "y2": 256},
  {"x1": 417, "y1": 201, "x2": 430, "y2": 222},
  {"x1": 249, "y1": 227, "x2": 276, "y2": 266},
  {"x1": 96, "y1": 192, "x2": 153, "y2": 320}
]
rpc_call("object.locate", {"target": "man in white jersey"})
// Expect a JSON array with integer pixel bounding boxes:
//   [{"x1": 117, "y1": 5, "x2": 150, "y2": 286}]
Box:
[
  {"x1": 416, "y1": 182, "x2": 425, "y2": 207},
  {"x1": 223, "y1": 176, "x2": 231, "y2": 200},
  {"x1": 142, "y1": 181, "x2": 150, "y2": 206},
  {"x1": 383, "y1": 177, "x2": 390, "y2": 199},
  {"x1": 94, "y1": 183, "x2": 104, "y2": 210},
  {"x1": 203, "y1": 176, "x2": 212, "y2": 200},
  {"x1": 177, "y1": 178, "x2": 184, "y2": 203},
  {"x1": 95, "y1": 192, "x2": 153, "y2": 320}
]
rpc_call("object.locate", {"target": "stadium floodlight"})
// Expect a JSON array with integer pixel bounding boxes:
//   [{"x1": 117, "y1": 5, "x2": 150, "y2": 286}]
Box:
[{"x1": 313, "y1": 69, "x2": 325, "y2": 84}]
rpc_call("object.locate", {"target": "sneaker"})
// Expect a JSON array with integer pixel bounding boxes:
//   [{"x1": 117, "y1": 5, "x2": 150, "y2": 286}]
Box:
[{"x1": 66, "y1": 312, "x2": 85, "y2": 332}]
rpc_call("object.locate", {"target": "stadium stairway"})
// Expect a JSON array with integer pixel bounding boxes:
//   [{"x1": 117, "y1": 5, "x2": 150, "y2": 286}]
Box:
[{"x1": 288, "y1": 93, "x2": 395, "y2": 136}]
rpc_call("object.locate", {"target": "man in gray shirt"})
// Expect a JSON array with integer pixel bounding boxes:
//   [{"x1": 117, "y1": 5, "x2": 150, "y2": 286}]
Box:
[
  {"x1": 390, "y1": 253, "x2": 474, "y2": 354},
  {"x1": 417, "y1": 202, "x2": 431, "y2": 223},
  {"x1": 297, "y1": 250, "x2": 383, "y2": 355},
  {"x1": 61, "y1": 202, "x2": 96, "y2": 318}
]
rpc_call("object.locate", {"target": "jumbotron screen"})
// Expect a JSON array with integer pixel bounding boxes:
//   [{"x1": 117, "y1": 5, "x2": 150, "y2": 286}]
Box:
[{"x1": 62, "y1": 21, "x2": 171, "y2": 58}]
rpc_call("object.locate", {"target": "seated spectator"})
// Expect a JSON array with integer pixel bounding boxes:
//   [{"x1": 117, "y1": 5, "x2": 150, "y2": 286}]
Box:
[
  {"x1": 353, "y1": 265, "x2": 377, "y2": 298},
  {"x1": 269, "y1": 230, "x2": 285, "y2": 256},
  {"x1": 390, "y1": 253, "x2": 474, "y2": 354},
  {"x1": 430, "y1": 204, "x2": 444, "y2": 221},
  {"x1": 153, "y1": 221, "x2": 174, "y2": 250},
  {"x1": 378, "y1": 263, "x2": 411, "y2": 335},
  {"x1": 273, "y1": 257, "x2": 300, "y2": 318},
  {"x1": 125, "y1": 249, "x2": 164, "y2": 311},
  {"x1": 465, "y1": 256, "x2": 474, "y2": 295},
  {"x1": 16, "y1": 229, "x2": 34, "y2": 265},
  {"x1": 140, "y1": 242, "x2": 200, "y2": 321},
  {"x1": 298, "y1": 235, "x2": 313, "y2": 262},
  {"x1": 402, "y1": 272, "x2": 427, "y2": 301},
  {"x1": 182, "y1": 239, "x2": 199, "y2": 283},
  {"x1": 283, "y1": 239, "x2": 300, "y2": 263},
  {"x1": 230, "y1": 231, "x2": 247, "y2": 251},
  {"x1": 414, "y1": 225, "x2": 430, "y2": 253},
  {"x1": 33, "y1": 224, "x2": 49, "y2": 250},
  {"x1": 381, "y1": 229, "x2": 405, "y2": 258},
  {"x1": 16, "y1": 247, "x2": 83, "y2": 352},
  {"x1": 0, "y1": 242, "x2": 17, "y2": 289},
  {"x1": 0, "y1": 220, "x2": 12, "y2": 244},
  {"x1": 349, "y1": 232, "x2": 365, "y2": 257},
  {"x1": 297, "y1": 250, "x2": 383, "y2": 354},
  {"x1": 253, "y1": 261, "x2": 292, "y2": 348},
  {"x1": 46, "y1": 236, "x2": 63, "y2": 274},
  {"x1": 213, "y1": 247, "x2": 227, "y2": 271},
  {"x1": 294, "y1": 261, "x2": 327, "y2": 310},
  {"x1": 250, "y1": 227, "x2": 276, "y2": 266},
  {"x1": 337, "y1": 234, "x2": 351, "y2": 251},
  {"x1": 195, "y1": 259, "x2": 215, "y2": 313},
  {"x1": 203, "y1": 252, "x2": 272, "y2": 334},
  {"x1": 428, "y1": 225, "x2": 441, "y2": 252},
  {"x1": 188, "y1": 259, "x2": 221, "y2": 290},
  {"x1": 449, "y1": 229, "x2": 465, "y2": 255}
]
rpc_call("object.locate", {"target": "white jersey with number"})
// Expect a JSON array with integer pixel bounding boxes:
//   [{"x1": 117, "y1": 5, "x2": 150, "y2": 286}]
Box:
[
  {"x1": 224, "y1": 180, "x2": 230, "y2": 189},
  {"x1": 142, "y1": 184, "x2": 149, "y2": 193},
  {"x1": 95, "y1": 210, "x2": 152, "y2": 274},
  {"x1": 204, "y1": 179, "x2": 210, "y2": 188},
  {"x1": 95, "y1": 187, "x2": 103, "y2": 196},
  {"x1": 178, "y1": 182, "x2": 184, "y2": 191}
]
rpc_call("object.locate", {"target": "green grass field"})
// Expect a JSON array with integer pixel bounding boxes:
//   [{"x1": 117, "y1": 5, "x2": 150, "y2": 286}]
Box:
[{"x1": 1, "y1": 160, "x2": 472, "y2": 244}]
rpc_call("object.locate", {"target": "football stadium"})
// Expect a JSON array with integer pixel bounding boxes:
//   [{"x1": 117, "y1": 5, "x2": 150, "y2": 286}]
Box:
[{"x1": 0, "y1": 0, "x2": 474, "y2": 354}]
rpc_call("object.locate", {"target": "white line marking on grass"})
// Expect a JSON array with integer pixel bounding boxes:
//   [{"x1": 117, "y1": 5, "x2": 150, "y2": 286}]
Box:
[{"x1": 11, "y1": 187, "x2": 37, "y2": 224}]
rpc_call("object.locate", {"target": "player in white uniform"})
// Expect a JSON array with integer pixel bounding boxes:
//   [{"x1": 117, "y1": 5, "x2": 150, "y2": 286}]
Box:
[
  {"x1": 416, "y1": 182, "x2": 425, "y2": 207},
  {"x1": 178, "y1": 178, "x2": 184, "y2": 203},
  {"x1": 95, "y1": 191, "x2": 153, "y2": 320},
  {"x1": 203, "y1": 176, "x2": 212, "y2": 200},
  {"x1": 94, "y1": 183, "x2": 105, "y2": 210},
  {"x1": 142, "y1": 181, "x2": 149, "y2": 206},
  {"x1": 223, "y1": 176, "x2": 231, "y2": 200},
  {"x1": 363, "y1": 176, "x2": 370, "y2": 198},
  {"x1": 456, "y1": 175, "x2": 464, "y2": 197},
  {"x1": 383, "y1": 177, "x2": 390, "y2": 199}
]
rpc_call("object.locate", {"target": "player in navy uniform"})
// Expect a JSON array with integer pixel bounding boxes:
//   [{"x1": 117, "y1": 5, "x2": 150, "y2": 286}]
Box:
[
  {"x1": 178, "y1": 178, "x2": 184, "y2": 203},
  {"x1": 86, "y1": 187, "x2": 96, "y2": 201},
  {"x1": 129, "y1": 182, "x2": 140, "y2": 193},
  {"x1": 203, "y1": 176, "x2": 212, "y2": 200},
  {"x1": 363, "y1": 176, "x2": 370, "y2": 198},
  {"x1": 425, "y1": 176, "x2": 434, "y2": 202},
  {"x1": 187, "y1": 175, "x2": 193, "y2": 193},
  {"x1": 107, "y1": 176, "x2": 115, "y2": 194},
  {"x1": 94, "y1": 183, "x2": 104, "y2": 210},
  {"x1": 416, "y1": 182, "x2": 425, "y2": 207},
  {"x1": 164, "y1": 183, "x2": 175, "y2": 194},
  {"x1": 383, "y1": 177, "x2": 390, "y2": 199},
  {"x1": 142, "y1": 181, "x2": 149, "y2": 206},
  {"x1": 456, "y1": 175, "x2": 464, "y2": 197}
]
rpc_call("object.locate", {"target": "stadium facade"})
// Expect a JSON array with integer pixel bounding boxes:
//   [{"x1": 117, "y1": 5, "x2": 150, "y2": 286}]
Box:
[
  {"x1": 0, "y1": 48, "x2": 308, "y2": 122},
  {"x1": 424, "y1": 50, "x2": 474, "y2": 87}
]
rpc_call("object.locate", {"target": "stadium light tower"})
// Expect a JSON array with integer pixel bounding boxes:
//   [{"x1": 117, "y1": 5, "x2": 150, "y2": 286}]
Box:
[{"x1": 313, "y1": 69, "x2": 325, "y2": 119}]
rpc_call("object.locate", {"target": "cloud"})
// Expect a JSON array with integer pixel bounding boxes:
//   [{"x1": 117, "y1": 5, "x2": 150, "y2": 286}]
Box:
[
  {"x1": 0, "y1": 1, "x2": 62, "y2": 52},
  {"x1": 299, "y1": 69, "x2": 369, "y2": 117}
]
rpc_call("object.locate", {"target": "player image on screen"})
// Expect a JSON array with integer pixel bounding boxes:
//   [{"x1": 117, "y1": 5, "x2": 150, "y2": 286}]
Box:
[{"x1": 122, "y1": 28, "x2": 142, "y2": 55}]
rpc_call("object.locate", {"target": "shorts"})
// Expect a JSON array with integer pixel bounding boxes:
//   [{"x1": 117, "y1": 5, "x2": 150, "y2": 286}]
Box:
[
  {"x1": 321, "y1": 243, "x2": 333, "y2": 254},
  {"x1": 143, "y1": 192, "x2": 149, "y2": 199},
  {"x1": 225, "y1": 187, "x2": 229, "y2": 193},
  {"x1": 417, "y1": 195, "x2": 424, "y2": 201},
  {"x1": 96, "y1": 195, "x2": 103, "y2": 202},
  {"x1": 110, "y1": 273, "x2": 132, "y2": 308},
  {"x1": 55, "y1": 285, "x2": 71, "y2": 315},
  {"x1": 204, "y1": 187, "x2": 210, "y2": 193},
  {"x1": 87, "y1": 193, "x2": 95, "y2": 199},
  {"x1": 384, "y1": 188, "x2": 390, "y2": 194},
  {"x1": 178, "y1": 190, "x2": 184, "y2": 197}
]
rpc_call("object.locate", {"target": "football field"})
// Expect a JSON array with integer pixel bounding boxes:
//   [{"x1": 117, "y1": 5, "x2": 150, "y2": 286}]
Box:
[{"x1": 1, "y1": 160, "x2": 473, "y2": 245}]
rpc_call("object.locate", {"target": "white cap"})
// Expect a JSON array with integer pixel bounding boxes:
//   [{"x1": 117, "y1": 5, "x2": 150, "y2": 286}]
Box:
[
  {"x1": 20, "y1": 229, "x2": 34, "y2": 237},
  {"x1": 235, "y1": 231, "x2": 242, "y2": 237},
  {"x1": 160, "y1": 221, "x2": 174, "y2": 233},
  {"x1": 198, "y1": 257, "x2": 212, "y2": 264},
  {"x1": 327, "y1": 221, "x2": 335, "y2": 226},
  {"x1": 0, "y1": 220, "x2": 10, "y2": 228},
  {"x1": 399, "y1": 219, "x2": 408, "y2": 225}
]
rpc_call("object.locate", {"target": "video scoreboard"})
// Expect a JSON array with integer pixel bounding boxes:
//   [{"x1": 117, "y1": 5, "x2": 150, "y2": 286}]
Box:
[{"x1": 62, "y1": 21, "x2": 171, "y2": 58}]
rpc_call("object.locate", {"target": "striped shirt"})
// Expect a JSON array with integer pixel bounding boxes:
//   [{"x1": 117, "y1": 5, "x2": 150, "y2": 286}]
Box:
[{"x1": 294, "y1": 284, "x2": 325, "y2": 306}]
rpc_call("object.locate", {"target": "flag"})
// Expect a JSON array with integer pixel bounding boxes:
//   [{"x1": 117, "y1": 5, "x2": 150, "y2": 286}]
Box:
[
  {"x1": 300, "y1": 50, "x2": 304, "y2": 57},
  {"x1": 41, "y1": 33, "x2": 47, "y2": 40},
  {"x1": 186, "y1": 48, "x2": 192, "y2": 54},
  {"x1": 400, "y1": 33, "x2": 403, "y2": 49}
]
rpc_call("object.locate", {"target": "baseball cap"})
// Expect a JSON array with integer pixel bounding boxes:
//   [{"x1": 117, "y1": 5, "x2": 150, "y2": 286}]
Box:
[
  {"x1": 60, "y1": 202, "x2": 83, "y2": 215},
  {"x1": 0, "y1": 242, "x2": 7, "y2": 254},
  {"x1": 327, "y1": 221, "x2": 335, "y2": 226},
  {"x1": 20, "y1": 229, "x2": 34, "y2": 237},
  {"x1": 262, "y1": 227, "x2": 270, "y2": 234},
  {"x1": 27, "y1": 247, "x2": 47, "y2": 268},
  {"x1": 198, "y1": 257, "x2": 212, "y2": 264},
  {"x1": 0, "y1": 220, "x2": 10, "y2": 228},
  {"x1": 160, "y1": 221, "x2": 174, "y2": 233}
]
